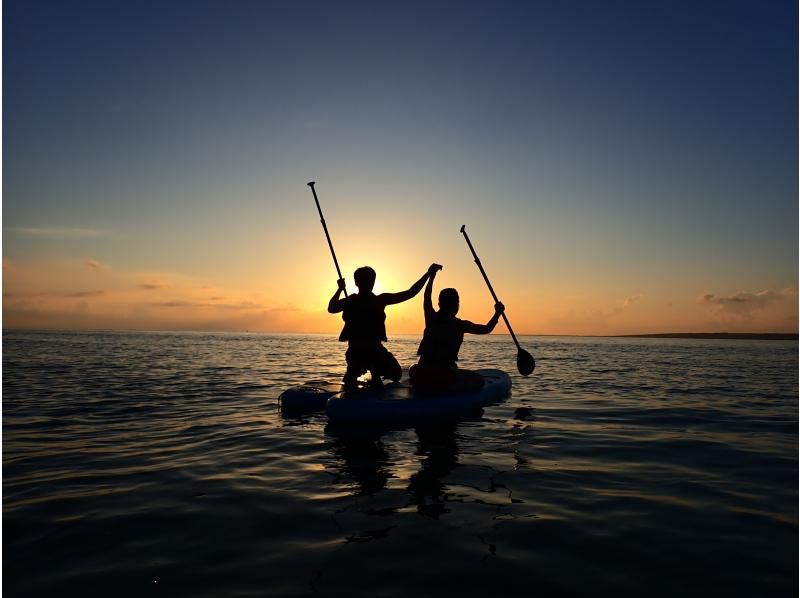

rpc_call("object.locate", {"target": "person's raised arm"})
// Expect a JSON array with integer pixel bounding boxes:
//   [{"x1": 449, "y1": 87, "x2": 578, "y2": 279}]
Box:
[
  {"x1": 422, "y1": 266, "x2": 439, "y2": 322},
  {"x1": 327, "y1": 278, "x2": 347, "y2": 313},
  {"x1": 382, "y1": 263, "x2": 442, "y2": 306},
  {"x1": 462, "y1": 302, "x2": 505, "y2": 335}
]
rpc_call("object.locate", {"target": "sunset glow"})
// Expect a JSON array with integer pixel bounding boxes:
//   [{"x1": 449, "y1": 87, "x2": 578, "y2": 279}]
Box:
[{"x1": 3, "y1": 2, "x2": 797, "y2": 336}]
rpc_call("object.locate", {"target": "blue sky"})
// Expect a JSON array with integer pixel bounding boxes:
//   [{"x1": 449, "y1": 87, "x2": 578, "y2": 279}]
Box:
[{"x1": 3, "y1": 0, "x2": 797, "y2": 333}]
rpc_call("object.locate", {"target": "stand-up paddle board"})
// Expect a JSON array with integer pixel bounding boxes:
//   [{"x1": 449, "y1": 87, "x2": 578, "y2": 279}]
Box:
[{"x1": 279, "y1": 369, "x2": 511, "y2": 423}]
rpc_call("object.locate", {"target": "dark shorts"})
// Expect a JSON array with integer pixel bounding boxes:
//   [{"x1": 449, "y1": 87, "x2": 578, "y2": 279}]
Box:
[
  {"x1": 408, "y1": 363, "x2": 484, "y2": 393},
  {"x1": 345, "y1": 342, "x2": 402, "y2": 384}
]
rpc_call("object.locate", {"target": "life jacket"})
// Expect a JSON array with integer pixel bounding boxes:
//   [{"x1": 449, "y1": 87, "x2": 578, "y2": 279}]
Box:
[
  {"x1": 339, "y1": 293, "x2": 387, "y2": 343},
  {"x1": 417, "y1": 312, "x2": 464, "y2": 368}
]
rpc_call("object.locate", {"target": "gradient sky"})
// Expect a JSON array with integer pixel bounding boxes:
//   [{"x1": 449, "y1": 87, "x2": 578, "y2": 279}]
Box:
[{"x1": 3, "y1": 0, "x2": 798, "y2": 334}]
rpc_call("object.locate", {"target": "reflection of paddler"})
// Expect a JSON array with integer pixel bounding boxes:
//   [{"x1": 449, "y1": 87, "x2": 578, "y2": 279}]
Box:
[
  {"x1": 407, "y1": 424, "x2": 459, "y2": 518},
  {"x1": 410, "y1": 267, "x2": 504, "y2": 393},
  {"x1": 327, "y1": 431, "x2": 391, "y2": 497},
  {"x1": 328, "y1": 264, "x2": 441, "y2": 387}
]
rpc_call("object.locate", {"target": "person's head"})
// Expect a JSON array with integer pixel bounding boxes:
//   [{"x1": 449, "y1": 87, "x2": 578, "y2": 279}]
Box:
[
  {"x1": 438, "y1": 288, "x2": 459, "y2": 316},
  {"x1": 353, "y1": 266, "x2": 376, "y2": 292}
]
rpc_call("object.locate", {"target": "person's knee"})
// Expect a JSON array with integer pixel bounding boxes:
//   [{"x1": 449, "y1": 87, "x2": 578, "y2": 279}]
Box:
[{"x1": 376, "y1": 349, "x2": 401, "y2": 381}]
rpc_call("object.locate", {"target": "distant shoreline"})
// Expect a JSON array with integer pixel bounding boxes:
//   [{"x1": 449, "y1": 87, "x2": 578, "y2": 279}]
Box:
[{"x1": 611, "y1": 333, "x2": 798, "y2": 341}]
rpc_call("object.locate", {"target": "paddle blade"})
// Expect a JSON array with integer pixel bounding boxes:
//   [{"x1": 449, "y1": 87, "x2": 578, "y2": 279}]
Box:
[{"x1": 517, "y1": 348, "x2": 535, "y2": 376}]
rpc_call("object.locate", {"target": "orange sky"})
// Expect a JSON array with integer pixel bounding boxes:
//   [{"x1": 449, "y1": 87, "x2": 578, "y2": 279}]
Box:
[{"x1": 3, "y1": 250, "x2": 796, "y2": 335}]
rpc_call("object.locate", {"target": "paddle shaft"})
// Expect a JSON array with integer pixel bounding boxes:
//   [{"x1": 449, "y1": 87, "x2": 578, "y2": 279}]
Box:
[
  {"x1": 308, "y1": 181, "x2": 347, "y2": 297},
  {"x1": 460, "y1": 226, "x2": 522, "y2": 351}
]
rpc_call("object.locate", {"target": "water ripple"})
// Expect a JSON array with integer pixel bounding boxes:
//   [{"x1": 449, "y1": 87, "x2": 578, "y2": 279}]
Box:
[{"x1": 3, "y1": 331, "x2": 797, "y2": 597}]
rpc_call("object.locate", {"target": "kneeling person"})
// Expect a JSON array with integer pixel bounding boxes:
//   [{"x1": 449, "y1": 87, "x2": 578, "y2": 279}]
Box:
[
  {"x1": 410, "y1": 268, "x2": 504, "y2": 393},
  {"x1": 329, "y1": 264, "x2": 440, "y2": 387}
]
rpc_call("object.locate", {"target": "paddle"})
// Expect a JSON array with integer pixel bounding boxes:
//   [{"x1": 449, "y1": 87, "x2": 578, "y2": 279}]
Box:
[
  {"x1": 307, "y1": 181, "x2": 347, "y2": 297},
  {"x1": 460, "y1": 225, "x2": 535, "y2": 376}
]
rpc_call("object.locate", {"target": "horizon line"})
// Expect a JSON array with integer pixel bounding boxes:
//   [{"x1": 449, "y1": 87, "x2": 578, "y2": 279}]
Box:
[{"x1": 2, "y1": 326, "x2": 797, "y2": 340}]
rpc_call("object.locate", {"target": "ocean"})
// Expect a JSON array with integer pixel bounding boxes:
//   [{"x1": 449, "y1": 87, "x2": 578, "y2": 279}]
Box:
[{"x1": 2, "y1": 330, "x2": 798, "y2": 596}]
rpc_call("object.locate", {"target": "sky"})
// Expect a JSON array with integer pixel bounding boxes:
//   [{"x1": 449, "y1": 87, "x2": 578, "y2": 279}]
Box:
[{"x1": 2, "y1": 0, "x2": 798, "y2": 335}]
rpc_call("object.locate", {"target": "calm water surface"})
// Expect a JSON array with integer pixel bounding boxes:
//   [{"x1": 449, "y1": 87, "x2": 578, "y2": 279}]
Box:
[{"x1": 3, "y1": 331, "x2": 798, "y2": 596}]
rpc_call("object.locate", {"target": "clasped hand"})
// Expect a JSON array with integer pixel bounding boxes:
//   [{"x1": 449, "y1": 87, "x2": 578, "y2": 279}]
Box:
[{"x1": 428, "y1": 263, "x2": 443, "y2": 275}]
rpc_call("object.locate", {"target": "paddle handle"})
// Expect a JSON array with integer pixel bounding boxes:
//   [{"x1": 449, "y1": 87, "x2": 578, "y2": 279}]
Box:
[
  {"x1": 460, "y1": 225, "x2": 521, "y2": 350},
  {"x1": 308, "y1": 181, "x2": 347, "y2": 297}
]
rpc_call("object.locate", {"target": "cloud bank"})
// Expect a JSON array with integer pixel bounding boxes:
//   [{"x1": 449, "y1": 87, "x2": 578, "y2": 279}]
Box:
[
  {"x1": 697, "y1": 288, "x2": 796, "y2": 318},
  {"x1": 2, "y1": 258, "x2": 331, "y2": 333}
]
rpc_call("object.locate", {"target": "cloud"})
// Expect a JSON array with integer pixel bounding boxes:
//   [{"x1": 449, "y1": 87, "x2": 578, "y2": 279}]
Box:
[
  {"x1": 550, "y1": 293, "x2": 645, "y2": 333},
  {"x1": 63, "y1": 290, "x2": 105, "y2": 298},
  {"x1": 154, "y1": 301, "x2": 194, "y2": 308},
  {"x1": 1, "y1": 257, "x2": 336, "y2": 333},
  {"x1": 151, "y1": 299, "x2": 269, "y2": 310},
  {"x1": 84, "y1": 259, "x2": 111, "y2": 271},
  {"x1": 610, "y1": 293, "x2": 644, "y2": 314},
  {"x1": 221, "y1": 301, "x2": 266, "y2": 311},
  {"x1": 698, "y1": 289, "x2": 787, "y2": 308},
  {"x1": 697, "y1": 288, "x2": 797, "y2": 319},
  {"x1": 9, "y1": 227, "x2": 112, "y2": 240},
  {"x1": 4, "y1": 290, "x2": 106, "y2": 299},
  {"x1": 623, "y1": 294, "x2": 644, "y2": 307}
]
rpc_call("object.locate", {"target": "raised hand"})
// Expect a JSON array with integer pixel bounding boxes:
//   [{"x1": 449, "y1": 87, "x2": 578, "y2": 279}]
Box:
[{"x1": 428, "y1": 263, "x2": 443, "y2": 276}]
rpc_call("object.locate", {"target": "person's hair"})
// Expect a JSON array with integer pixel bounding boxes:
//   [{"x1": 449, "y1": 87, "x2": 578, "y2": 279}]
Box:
[
  {"x1": 438, "y1": 288, "x2": 459, "y2": 314},
  {"x1": 354, "y1": 266, "x2": 376, "y2": 289}
]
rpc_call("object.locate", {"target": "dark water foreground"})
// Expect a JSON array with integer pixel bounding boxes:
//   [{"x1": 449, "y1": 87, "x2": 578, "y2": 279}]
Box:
[{"x1": 3, "y1": 331, "x2": 798, "y2": 596}]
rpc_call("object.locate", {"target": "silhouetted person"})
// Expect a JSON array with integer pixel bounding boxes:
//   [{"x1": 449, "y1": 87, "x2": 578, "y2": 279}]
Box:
[
  {"x1": 409, "y1": 267, "x2": 504, "y2": 392},
  {"x1": 329, "y1": 264, "x2": 441, "y2": 387}
]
